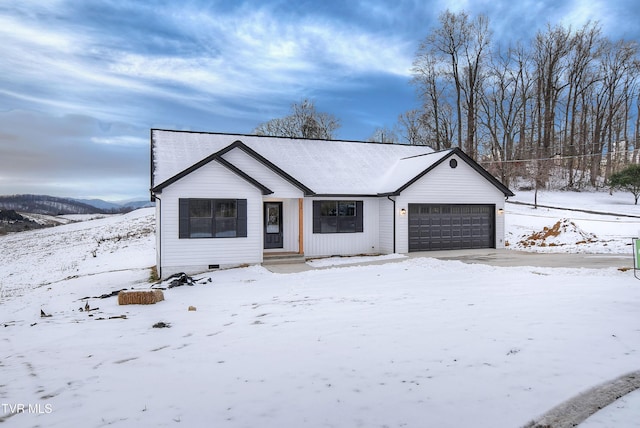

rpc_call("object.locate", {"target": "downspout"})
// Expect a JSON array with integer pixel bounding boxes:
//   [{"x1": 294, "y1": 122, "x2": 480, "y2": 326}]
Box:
[{"x1": 387, "y1": 195, "x2": 396, "y2": 254}]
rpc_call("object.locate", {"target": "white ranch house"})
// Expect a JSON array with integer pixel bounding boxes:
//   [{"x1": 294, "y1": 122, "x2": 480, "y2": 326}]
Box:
[{"x1": 150, "y1": 129, "x2": 514, "y2": 278}]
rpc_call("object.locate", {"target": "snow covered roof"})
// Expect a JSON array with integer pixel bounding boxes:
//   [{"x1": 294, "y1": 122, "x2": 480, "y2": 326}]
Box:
[
  {"x1": 150, "y1": 130, "x2": 513, "y2": 196},
  {"x1": 377, "y1": 151, "x2": 452, "y2": 193}
]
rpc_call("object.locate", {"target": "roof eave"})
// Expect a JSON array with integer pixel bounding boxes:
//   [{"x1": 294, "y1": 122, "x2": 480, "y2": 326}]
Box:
[
  {"x1": 150, "y1": 151, "x2": 274, "y2": 196},
  {"x1": 310, "y1": 193, "x2": 380, "y2": 198}
]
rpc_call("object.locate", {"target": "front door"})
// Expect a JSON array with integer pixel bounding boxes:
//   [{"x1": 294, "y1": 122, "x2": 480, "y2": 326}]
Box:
[{"x1": 264, "y1": 202, "x2": 283, "y2": 249}]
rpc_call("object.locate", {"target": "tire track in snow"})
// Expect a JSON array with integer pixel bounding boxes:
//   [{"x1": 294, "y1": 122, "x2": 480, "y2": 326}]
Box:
[{"x1": 523, "y1": 370, "x2": 640, "y2": 428}]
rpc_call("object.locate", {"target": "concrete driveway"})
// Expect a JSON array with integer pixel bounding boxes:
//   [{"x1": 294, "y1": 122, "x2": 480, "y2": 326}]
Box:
[
  {"x1": 265, "y1": 249, "x2": 633, "y2": 273},
  {"x1": 411, "y1": 248, "x2": 632, "y2": 269}
]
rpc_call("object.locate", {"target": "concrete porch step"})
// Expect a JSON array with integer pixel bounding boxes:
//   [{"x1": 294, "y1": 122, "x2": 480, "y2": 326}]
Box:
[{"x1": 262, "y1": 252, "x2": 306, "y2": 265}]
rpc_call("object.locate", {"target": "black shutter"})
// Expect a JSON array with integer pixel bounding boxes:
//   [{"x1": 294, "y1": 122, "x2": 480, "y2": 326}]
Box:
[
  {"x1": 312, "y1": 201, "x2": 321, "y2": 233},
  {"x1": 355, "y1": 201, "x2": 364, "y2": 232},
  {"x1": 179, "y1": 199, "x2": 190, "y2": 239},
  {"x1": 236, "y1": 199, "x2": 247, "y2": 237}
]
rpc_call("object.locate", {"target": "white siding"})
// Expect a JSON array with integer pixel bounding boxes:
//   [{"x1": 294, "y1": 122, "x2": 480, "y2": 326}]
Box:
[
  {"x1": 378, "y1": 197, "x2": 395, "y2": 254},
  {"x1": 394, "y1": 154, "x2": 506, "y2": 253},
  {"x1": 221, "y1": 149, "x2": 305, "y2": 198},
  {"x1": 303, "y1": 197, "x2": 380, "y2": 257},
  {"x1": 158, "y1": 161, "x2": 263, "y2": 277}
]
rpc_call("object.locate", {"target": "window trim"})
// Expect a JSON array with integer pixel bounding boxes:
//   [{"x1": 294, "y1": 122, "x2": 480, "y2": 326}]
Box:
[
  {"x1": 179, "y1": 198, "x2": 247, "y2": 239},
  {"x1": 312, "y1": 200, "x2": 363, "y2": 234}
]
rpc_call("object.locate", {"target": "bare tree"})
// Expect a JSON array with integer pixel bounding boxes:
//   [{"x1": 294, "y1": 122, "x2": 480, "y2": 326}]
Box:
[
  {"x1": 368, "y1": 127, "x2": 400, "y2": 144},
  {"x1": 461, "y1": 13, "x2": 491, "y2": 158},
  {"x1": 406, "y1": 11, "x2": 640, "y2": 189},
  {"x1": 533, "y1": 24, "x2": 573, "y2": 160},
  {"x1": 413, "y1": 10, "x2": 490, "y2": 157},
  {"x1": 634, "y1": 91, "x2": 640, "y2": 164},
  {"x1": 479, "y1": 45, "x2": 524, "y2": 186},
  {"x1": 425, "y1": 10, "x2": 468, "y2": 149},
  {"x1": 563, "y1": 22, "x2": 603, "y2": 187},
  {"x1": 512, "y1": 42, "x2": 536, "y2": 162},
  {"x1": 599, "y1": 39, "x2": 639, "y2": 182},
  {"x1": 254, "y1": 99, "x2": 340, "y2": 139},
  {"x1": 398, "y1": 109, "x2": 427, "y2": 145},
  {"x1": 574, "y1": 39, "x2": 638, "y2": 186},
  {"x1": 412, "y1": 50, "x2": 446, "y2": 148}
]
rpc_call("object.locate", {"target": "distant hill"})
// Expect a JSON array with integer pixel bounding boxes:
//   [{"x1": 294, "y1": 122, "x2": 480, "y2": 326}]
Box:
[
  {"x1": 0, "y1": 195, "x2": 153, "y2": 216},
  {"x1": 73, "y1": 198, "x2": 123, "y2": 211},
  {"x1": 113, "y1": 199, "x2": 154, "y2": 210}
]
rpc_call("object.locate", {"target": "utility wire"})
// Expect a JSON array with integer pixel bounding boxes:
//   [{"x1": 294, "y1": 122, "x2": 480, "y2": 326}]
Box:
[{"x1": 479, "y1": 150, "x2": 637, "y2": 164}]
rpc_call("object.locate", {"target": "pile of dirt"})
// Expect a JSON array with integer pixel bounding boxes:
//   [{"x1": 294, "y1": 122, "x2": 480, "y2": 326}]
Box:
[{"x1": 518, "y1": 218, "x2": 597, "y2": 248}]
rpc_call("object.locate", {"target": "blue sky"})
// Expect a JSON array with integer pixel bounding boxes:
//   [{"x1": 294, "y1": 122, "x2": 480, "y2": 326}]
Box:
[{"x1": 1, "y1": 0, "x2": 639, "y2": 201}]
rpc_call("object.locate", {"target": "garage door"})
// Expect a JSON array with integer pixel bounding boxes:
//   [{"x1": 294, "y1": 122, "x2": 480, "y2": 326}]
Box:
[{"x1": 408, "y1": 204, "x2": 495, "y2": 251}]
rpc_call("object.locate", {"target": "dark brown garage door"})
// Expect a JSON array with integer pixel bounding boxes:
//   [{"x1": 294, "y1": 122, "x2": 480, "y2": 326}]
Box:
[{"x1": 408, "y1": 204, "x2": 495, "y2": 251}]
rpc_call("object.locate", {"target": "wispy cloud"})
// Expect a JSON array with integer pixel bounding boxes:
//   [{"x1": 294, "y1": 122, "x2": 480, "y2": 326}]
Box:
[
  {"x1": 91, "y1": 136, "x2": 148, "y2": 146},
  {"x1": 0, "y1": 1, "x2": 414, "y2": 123}
]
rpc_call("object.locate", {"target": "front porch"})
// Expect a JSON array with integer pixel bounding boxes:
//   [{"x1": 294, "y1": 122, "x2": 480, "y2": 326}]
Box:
[{"x1": 262, "y1": 198, "x2": 304, "y2": 256}]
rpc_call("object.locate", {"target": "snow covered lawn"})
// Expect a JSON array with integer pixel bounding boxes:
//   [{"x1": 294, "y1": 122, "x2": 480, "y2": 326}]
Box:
[
  {"x1": 510, "y1": 189, "x2": 640, "y2": 216},
  {"x1": 2, "y1": 259, "x2": 638, "y2": 428},
  {"x1": 1, "y1": 200, "x2": 639, "y2": 427},
  {"x1": 0, "y1": 208, "x2": 155, "y2": 300},
  {"x1": 506, "y1": 190, "x2": 640, "y2": 254}
]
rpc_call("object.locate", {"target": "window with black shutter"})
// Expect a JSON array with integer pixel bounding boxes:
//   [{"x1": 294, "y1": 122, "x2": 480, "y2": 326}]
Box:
[{"x1": 179, "y1": 199, "x2": 248, "y2": 238}]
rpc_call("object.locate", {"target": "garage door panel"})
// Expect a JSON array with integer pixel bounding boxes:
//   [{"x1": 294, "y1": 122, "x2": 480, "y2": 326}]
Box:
[{"x1": 408, "y1": 204, "x2": 495, "y2": 251}]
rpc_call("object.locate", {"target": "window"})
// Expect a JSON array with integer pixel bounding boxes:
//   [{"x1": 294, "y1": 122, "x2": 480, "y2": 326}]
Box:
[
  {"x1": 179, "y1": 199, "x2": 247, "y2": 239},
  {"x1": 214, "y1": 200, "x2": 237, "y2": 237},
  {"x1": 313, "y1": 200, "x2": 363, "y2": 234},
  {"x1": 189, "y1": 200, "x2": 214, "y2": 238}
]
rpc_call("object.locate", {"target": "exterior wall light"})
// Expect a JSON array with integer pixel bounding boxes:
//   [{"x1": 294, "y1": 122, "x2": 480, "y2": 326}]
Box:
[
  {"x1": 497, "y1": 208, "x2": 504, "y2": 215},
  {"x1": 400, "y1": 208, "x2": 407, "y2": 216}
]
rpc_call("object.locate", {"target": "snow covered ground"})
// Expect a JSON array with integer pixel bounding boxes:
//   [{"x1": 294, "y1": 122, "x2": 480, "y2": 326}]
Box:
[
  {"x1": 507, "y1": 190, "x2": 639, "y2": 254},
  {"x1": 0, "y1": 208, "x2": 155, "y2": 301},
  {"x1": 510, "y1": 189, "x2": 640, "y2": 216},
  {"x1": 1, "y1": 195, "x2": 639, "y2": 428}
]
